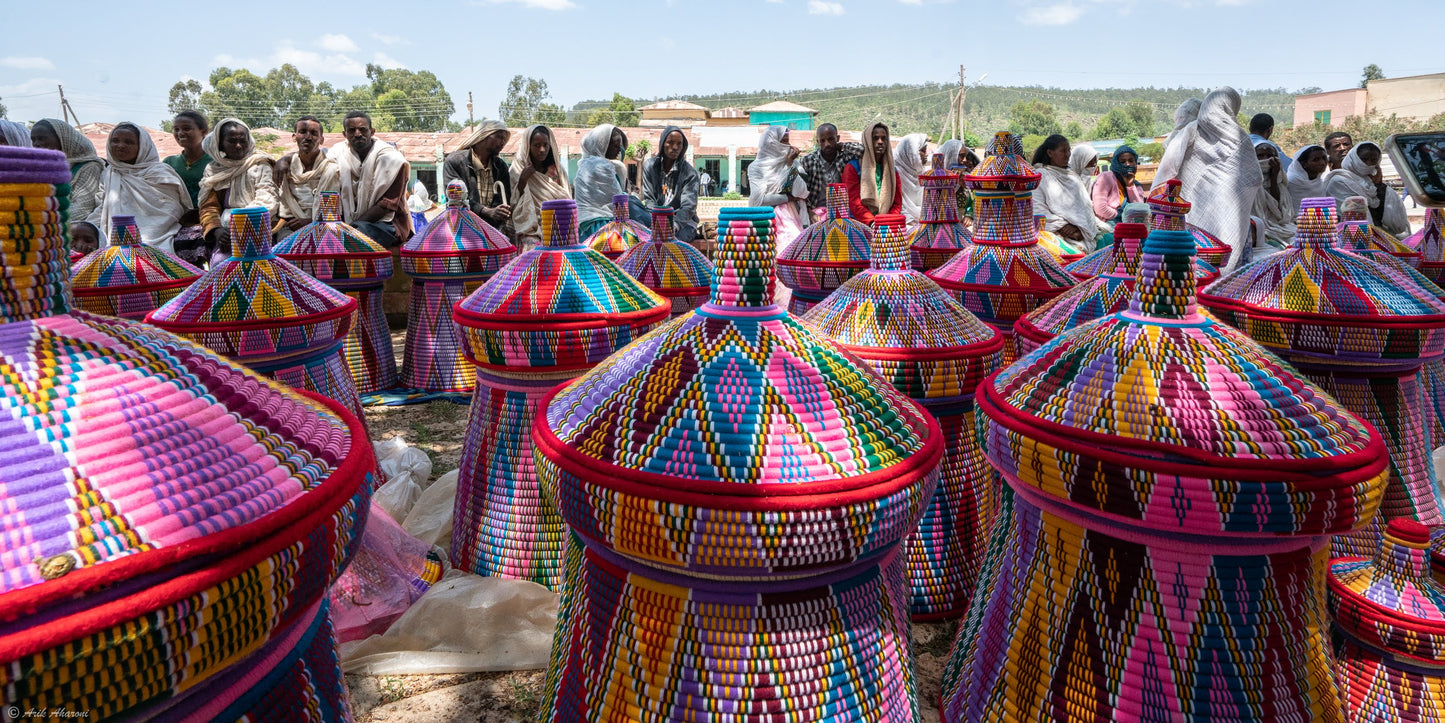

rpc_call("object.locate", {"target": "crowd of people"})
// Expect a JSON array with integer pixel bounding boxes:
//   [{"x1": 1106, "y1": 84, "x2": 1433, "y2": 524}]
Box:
[{"x1": 0, "y1": 85, "x2": 1420, "y2": 271}]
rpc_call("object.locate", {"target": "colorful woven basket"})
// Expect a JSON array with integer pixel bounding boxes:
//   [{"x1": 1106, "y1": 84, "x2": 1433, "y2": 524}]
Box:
[
  {"x1": 1066, "y1": 203, "x2": 1220, "y2": 284},
  {"x1": 584, "y1": 193, "x2": 650, "y2": 259},
  {"x1": 616, "y1": 207, "x2": 715, "y2": 318},
  {"x1": 941, "y1": 210, "x2": 1390, "y2": 723},
  {"x1": 1015, "y1": 221, "x2": 1148, "y2": 356},
  {"x1": 1329, "y1": 519, "x2": 1445, "y2": 723},
  {"x1": 802, "y1": 213, "x2": 1002, "y2": 621},
  {"x1": 1033, "y1": 214, "x2": 1087, "y2": 264},
  {"x1": 399, "y1": 179, "x2": 518, "y2": 392},
  {"x1": 534, "y1": 204, "x2": 943, "y2": 721},
  {"x1": 275, "y1": 190, "x2": 399, "y2": 395},
  {"x1": 1200, "y1": 197, "x2": 1445, "y2": 558},
  {"x1": 776, "y1": 182, "x2": 873, "y2": 314},
  {"x1": 147, "y1": 205, "x2": 366, "y2": 421},
  {"x1": 1407, "y1": 207, "x2": 1445, "y2": 283},
  {"x1": 70, "y1": 214, "x2": 201, "y2": 321},
  {"x1": 450, "y1": 198, "x2": 668, "y2": 588},
  {"x1": 1340, "y1": 195, "x2": 1421, "y2": 268},
  {"x1": 926, "y1": 132, "x2": 1076, "y2": 365},
  {"x1": 909, "y1": 153, "x2": 974, "y2": 272},
  {"x1": 1147, "y1": 178, "x2": 1233, "y2": 267},
  {"x1": 0, "y1": 145, "x2": 376, "y2": 721}
]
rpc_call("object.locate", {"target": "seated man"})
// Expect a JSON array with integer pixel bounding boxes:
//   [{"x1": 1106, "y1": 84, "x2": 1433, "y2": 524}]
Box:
[
  {"x1": 841, "y1": 122, "x2": 901, "y2": 225},
  {"x1": 329, "y1": 111, "x2": 411, "y2": 247},
  {"x1": 273, "y1": 115, "x2": 339, "y2": 237}
]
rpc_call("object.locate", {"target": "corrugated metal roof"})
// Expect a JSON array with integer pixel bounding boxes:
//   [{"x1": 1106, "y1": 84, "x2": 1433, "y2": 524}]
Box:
[{"x1": 747, "y1": 100, "x2": 817, "y2": 114}]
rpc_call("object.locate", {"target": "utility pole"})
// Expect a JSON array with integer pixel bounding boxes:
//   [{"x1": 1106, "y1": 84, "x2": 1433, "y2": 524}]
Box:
[
  {"x1": 58, "y1": 84, "x2": 80, "y2": 127},
  {"x1": 467, "y1": 91, "x2": 474, "y2": 132},
  {"x1": 954, "y1": 65, "x2": 965, "y2": 141}
]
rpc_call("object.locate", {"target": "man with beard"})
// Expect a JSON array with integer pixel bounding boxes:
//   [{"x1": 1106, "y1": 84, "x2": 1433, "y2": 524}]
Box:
[
  {"x1": 272, "y1": 115, "x2": 339, "y2": 238},
  {"x1": 794, "y1": 123, "x2": 862, "y2": 218},
  {"x1": 329, "y1": 111, "x2": 412, "y2": 246}
]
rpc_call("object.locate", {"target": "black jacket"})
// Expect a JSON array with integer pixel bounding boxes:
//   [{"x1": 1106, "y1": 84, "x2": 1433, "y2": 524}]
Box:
[{"x1": 442, "y1": 149, "x2": 511, "y2": 217}]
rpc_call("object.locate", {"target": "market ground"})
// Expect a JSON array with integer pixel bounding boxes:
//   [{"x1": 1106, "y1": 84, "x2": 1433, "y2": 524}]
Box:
[{"x1": 347, "y1": 331, "x2": 951, "y2": 721}]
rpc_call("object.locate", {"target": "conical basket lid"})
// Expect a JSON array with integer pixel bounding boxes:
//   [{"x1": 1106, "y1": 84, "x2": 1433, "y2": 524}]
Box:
[
  {"x1": 615, "y1": 207, "x2": 714, "y2": 298},
  {"x1": 274, "y1": 190, "x2": 393, "y2": 284},
  {"x1": 1330, "y1": 518, "x2": 1445, "y2": 665},
  {"x1": 71, "y1": 214, "x2": 200, "y2": 297},
  {"x1": 585, "y1": 194, "x2": 651, "y2": 256},
  {"x1": 777, "y1": 184, "x2": 872, "y2": 293},
  {"x1": 400, "y1": 180, "x2": 517, "y2": 277}
]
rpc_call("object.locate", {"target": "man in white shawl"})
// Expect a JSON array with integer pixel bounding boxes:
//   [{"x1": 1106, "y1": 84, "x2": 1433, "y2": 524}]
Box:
[
  {"x1": 747, "y1": 125, "x2": 808, "y2": 246},
  {"x1": 1151, "y1": 87, "x2": 1262, "y2": 271},
  {"x1": 573, "y1": 124, "x2": 632, "y2": 238},
  {"x1": 509, "y1": 124, "x2": 570, "y2": 248},
  {"x1": 198, "y1": 118, "x2": 278, "y2": 263},
  {"x1": 893, "y1": 133, "x2": 929, "y2": 225},
  {"x1": 272, "y1": 115, "x2": 339, "y2": 238},
  {"x1": 330, "y1": 111, "x2": 412, "y2": 247},
  {"x1": 1327, "y1": 141, "x2": 1410, "y2": 237},
  {"x1": 92, "y1": 122, "x2": 192, "y2": 253},
  {"x1": 1286, "y1": 145, "x2": 1329, "y2": 203},
  {"x1": 0, "y1": 120, "x2": 31, "y2": 147}
]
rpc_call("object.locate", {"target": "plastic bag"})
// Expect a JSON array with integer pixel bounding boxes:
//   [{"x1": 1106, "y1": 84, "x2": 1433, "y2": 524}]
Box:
[
  {"x1": 329, "y1": 503, "x2": 447, "y2": 644},
  {"x1": 339, "y1": 569, "x2": 559, "y2": 675},
  {"x1": 372, "y1": 438, "x2": 434, "y2": 522},
  {"x1": 403, "y1": 469, "x2": 458, "y2": 551}
]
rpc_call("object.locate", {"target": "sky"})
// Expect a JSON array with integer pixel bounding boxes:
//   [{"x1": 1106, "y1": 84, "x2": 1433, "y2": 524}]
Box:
[{"x1": 2, "y1": 0, "x2": 1442, "y2": 129}]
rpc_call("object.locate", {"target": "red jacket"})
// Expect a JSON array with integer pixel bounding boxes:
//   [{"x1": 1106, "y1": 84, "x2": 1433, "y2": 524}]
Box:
[{"x1": 842, "y1": 161, "x2": 902, "y2": 225}]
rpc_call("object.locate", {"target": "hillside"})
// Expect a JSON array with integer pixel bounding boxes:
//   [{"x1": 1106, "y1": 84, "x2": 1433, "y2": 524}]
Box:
[{"x1": 570, "y1": 82, "x2": 1305, "y2": 140}]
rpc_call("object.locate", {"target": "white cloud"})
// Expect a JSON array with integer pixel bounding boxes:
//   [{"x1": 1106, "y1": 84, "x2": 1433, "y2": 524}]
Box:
[
  {"x1": 372, "y1": 32, "x2": 410, "y2": 46},
  {"x1": 1, "y1": 56, "x2": 55, "y2": 71},
  {"x1": 807, "y1": 0, "x2": 845, "y2": 13},
  {"x1": 475, "y1": 0, "x2": 578, "y2": 9},
  {"x1": 214, "y1": 41, "x2": 367, "y2": 78},
  {"x1": 318, "y1": 34, "x2": 359, "y2": 53},
  {"x1": 1019, "y1": 2, "x2": 1083, "y2": 24},
  {"x1": 372, "y1": 52, "x2": 406, "y2": 70}
]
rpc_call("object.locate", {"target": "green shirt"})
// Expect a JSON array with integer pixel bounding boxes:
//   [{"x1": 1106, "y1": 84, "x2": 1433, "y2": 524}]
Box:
[{"x1": 163, "y1": 152, "x2": 213, "y2": 207}]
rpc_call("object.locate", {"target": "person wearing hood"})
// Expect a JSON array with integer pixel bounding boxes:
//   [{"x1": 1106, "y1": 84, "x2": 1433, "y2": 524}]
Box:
[
  {"x1": 1091, "y1": 144, "x2": 1147, "y2": 229},
  {"x1": 1286, "y1": 144, "x2": 1329, "y2": 205},
  {"x1": 442, "y1": 120, "x2": 512, "y2": 228},
  {"x1": 1251, "y1": 139, "x2": 1294, "y2": 249},
  {"x1": 509, "y1": 124, "x2": 571, "y2": 247},
  {"x1": 30, "y1": 118, "x2": 105, "y2": 223},
  {"x1": 1150, "y1": 86, "x2": 1262, "y2": 271},
  {"x1": 642, "y1": 125, "x2": 701, "y2": 242},
  {"x1": 1069, "y1": 142, "x2": 1099, "y2": 191},
  {"x1": 942, "y1": 140, "x2": 979, "y2": 225},
  {"x1": 407, "y1": 181, "x2": 438, "y2": 234},
  {"x1": 1164, "y1": 98, "x2": 1202, "y2": 149},
  {"x1": 272, "y1": 115, "x2": 339, "y2": 237},
  {"x1": 93, "y1": 122, "x2": 193, "y2": 254},
  {"x1": 1327, "y1": 141, "x2": 1410, "y2": 236},
  {"x1": 1033, "y1": 134, "x2": 1101, "y2": 246},
  {"x1": 747, "y1": 125, "x2": 809, "y2": 244},
  {"x1": 575, "y1": 124, "x2": 639, "y2": 238},
  {"x1": 843, "y1": 122, "x2": 902, "y2": 225},
  {"x1": 0, "y1": 120, "x2": 32, "y2": 147},
  {"x1": 893, "y1": 133, "x2": 930, "y2": 224},
  {"x1": 196, "y1": 117, "x2": 278, "y2": 264}
]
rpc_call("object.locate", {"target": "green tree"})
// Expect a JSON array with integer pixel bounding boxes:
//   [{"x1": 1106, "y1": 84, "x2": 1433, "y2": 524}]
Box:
[
  {"x1": 1092, "y1": 107, "x2": 1133, "y2": 139},
  {"x1": 167, "y1": 79, "x2": 203, "y2": 117},
  {"x1": 586, "y1": 93, "x2": 639, "y2": 127},
  {"x1": 500, "y1": 75, "x2": 552, "y2": 127},
  {"x1": 538, "y1": 103, "x2": 567, "y2": 126},
  {"x1": 1064, "y1": 121, "x2": 1083, "y2": 140},
  {"x1": 364, "y1": 64, "x2": 454, "y2": 131},
  {"x1": 0, "y1": 96, "x2": 7, "y2": 119},
  {"x1": 1361, "y1": 64, "x2": 1385, "y2": 88},
  {"x1": 1007, "y1": 100, "x2": 1061, "y2": 138},
  {"x1": 1121, "y1": 101, "x2": 1155, "y2": 138}
]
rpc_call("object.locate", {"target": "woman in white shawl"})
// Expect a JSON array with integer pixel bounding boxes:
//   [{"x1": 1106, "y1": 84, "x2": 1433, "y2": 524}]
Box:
[
  {"x1": 30, "y1": 118, "x2": 105, "y2": 223},
  {"x1": 197, "y1": 118, "x2": 277, "y2": 262},
  {"x1": 1033, "y1": 135, "x2": 1102, "y2": 247},
  {"x1": 1286, "y1": 145, "x2": 1329, "y2": 203},
  {"x1": 1068, "y1": 142, "x2": 1099, "y2": 192},
  {"x1": 1151, "y1": 87, "x2": 1262, "y2": 271},
  {"x1": 509, "y1": 124, "x2": 571, "y2": 247},
  {"x1": 893, "y1": 133, "x2": 929, "y2": 225},
  {"x1": 1164, "y1": 98, "x2": 1202, "y2": 148},
  {"x1": 1251, "y1": 139, "x2": 1294, "y2": 249},
  {"x1": 747, "y1": 125, "x2": 809, "y2": 246},
  {"x1": 573, "y1": 124, "x2": 631, "y2": 238},
  {"x1": 0, "y1": 120, "x2": 31, "y2": 147},
  {"x1": 93, "y1": 122, "x2": 192, "y2": 253},
  {"x1": 1327, "y1": 142, "x2": 1410, "y2": 236}
]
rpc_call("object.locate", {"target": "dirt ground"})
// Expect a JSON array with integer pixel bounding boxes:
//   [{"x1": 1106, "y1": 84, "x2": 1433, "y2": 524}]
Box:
[{"x1": 345, "y1": 332, "x2": 953, "y2": 722}]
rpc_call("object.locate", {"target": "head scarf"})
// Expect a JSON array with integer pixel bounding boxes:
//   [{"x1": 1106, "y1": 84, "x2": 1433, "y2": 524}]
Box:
[
  {"x1": 34, "y1": 118, "x2": 103, "y2": 168},
  {"x1": 1068, "y1": 142, "x2": 1098, "y2": 180},
  {"x1": 941, "y1": 139, "x2": 964, "y2": 170},
  {"x1": 1151, "y1": 87, "x2": 1262, "y2": 270},
  {"x1": 1111, "y1": 145, "x2": 1139, "y2": 182},
  {"x1": 748, "y1": 125, "x2": 795, "y2": 205},
  {"x1": 574, "y1": 123, "x2": 629, "y2": 223},
  {"x1": 95, "y1": 122, "x2": 193, "y2": 253},
  {"x1": 1327, "y1": 142, "x2": 1410, "y2": 234},
  {"x1": 508, "y1": 124, "x2": 571, "y2": 241},
  {"x1": 1164, "y1": 98, "x2": 1202, "y2": 147},
  {"x1": 197, "y1": 118, "x2": 274, "y2": 209},
  {"x1": 1286, "y1": 144, "x2": 1327, "y2": 202},
  {"x1": 1249, "y1": 138, "x2": 1295, "y2": 246},
  {"x1": 857, "y1": 121, "x2": 897, "y2": 216},
  {"x1": 893, "y1": 133, "x2": 929, "y2": 224},
  {"x1": 406, "y1": 180, "x2": 432, "y2": 213},
  {"x1": 460, "y1": 120, "x2": 510, "y2": 157},
  {"x1": 0, "y1": 120, "x2": 32, "y2": 148}
]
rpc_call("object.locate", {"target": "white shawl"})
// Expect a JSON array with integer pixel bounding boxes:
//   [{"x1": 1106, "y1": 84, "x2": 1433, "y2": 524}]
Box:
[
  {"x1": 1326, "y1": 143, "x2": 1410, "y2": 236},
  {"x1": 278, "y1": 148, "x2": 340, "y2": 222},
  {"x1": 508, "y1": 124, "x2": 571, "y2": 241},
  {"x1": 198, "y1": 118, "x2": 276, "y2": 213},
  {"x1": 0, "y1": 120, "x2": 31, "y2": 147},
  {"x1": 748, "y1": 125, "x2": 798, "y2": 206},
  {"x1": 1068, "y1": 143, "x2": 1099, "y2": 192},
  {"x1": 330, "y1": 136, "x2": 408, "y2": 224},
  {"x1": 573, "y1": 124, "x2": 627, "y2": 224},
  {"x1": 93, "y1": 122, "x2": 192, "y2": 253},
  {"x1": 1152, "y1": 88, "x2": 1262, "y2": 271},
  {"x1": 1286, "y1": 145, "x2": 1327, "y2": 203},
  {"x1": 1036, "y1": 163, "x2": 1101, "y2": 240},
  {"x1": 893, "y1": 133, "x2": 929, "y2": 224}
]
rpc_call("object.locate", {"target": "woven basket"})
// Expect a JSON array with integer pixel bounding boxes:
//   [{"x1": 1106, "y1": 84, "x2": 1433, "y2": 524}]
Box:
[{"x1": 70, "y1": 214, "x2": 200, "y2": 321}]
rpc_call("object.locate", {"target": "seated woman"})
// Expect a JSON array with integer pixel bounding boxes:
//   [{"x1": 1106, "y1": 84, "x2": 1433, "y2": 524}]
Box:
[
  {"x1": 747, "y1": 126, "x2": 808, "y2": 245},
  {"x1": 69, "y1": 220, "x2": 104, "y2": 257},
  {"x1": 509, "y1": 124, "x2": 571, "y2": 248},
  {"x1": 1033, "y1": 134, "x2": 1101, "y2": 248},
  {"x1": 942, "y1": 140, "x2": 979, "y2": 226},
  {"x1": 94, "y1": 122, "x2": 192, "y2": 253},
  {"x1": 576, "y1": 124, "x2": 633, "y2": 238},
  {"x1": 1327, "y1": 141, "x2": 1410, "y2": 237},
  {"x1": 31, "y1": 118, "x2": 105, "y2": 223},
  {"x1": 642, "y1": 126, "x2": 701, "y2": 242},
  {"x1": 0, "y1": 120, "x2": 31, "y2": 147},
  {"x1": 197, "y1": 118, "x2": 278, "y2": 265},
  {"x1": 162, "y1": 111, "x2": 212, "y2": 264},
  {"x1": 893, "y1": 133, "x2": 929, "y2": 225},
  {"x1": 1091, "y1": 144, "x2": 1147, "y2": 229},
  {"x1": 1252, "y1": 140, "x2": 1294, "y2": 249},
  {"x1": 843, "y1": 122, "x2": 902, "y2": 225},
  {"x1": 1286, "y1": 144, "x2": 1328, "y2": 202}
]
